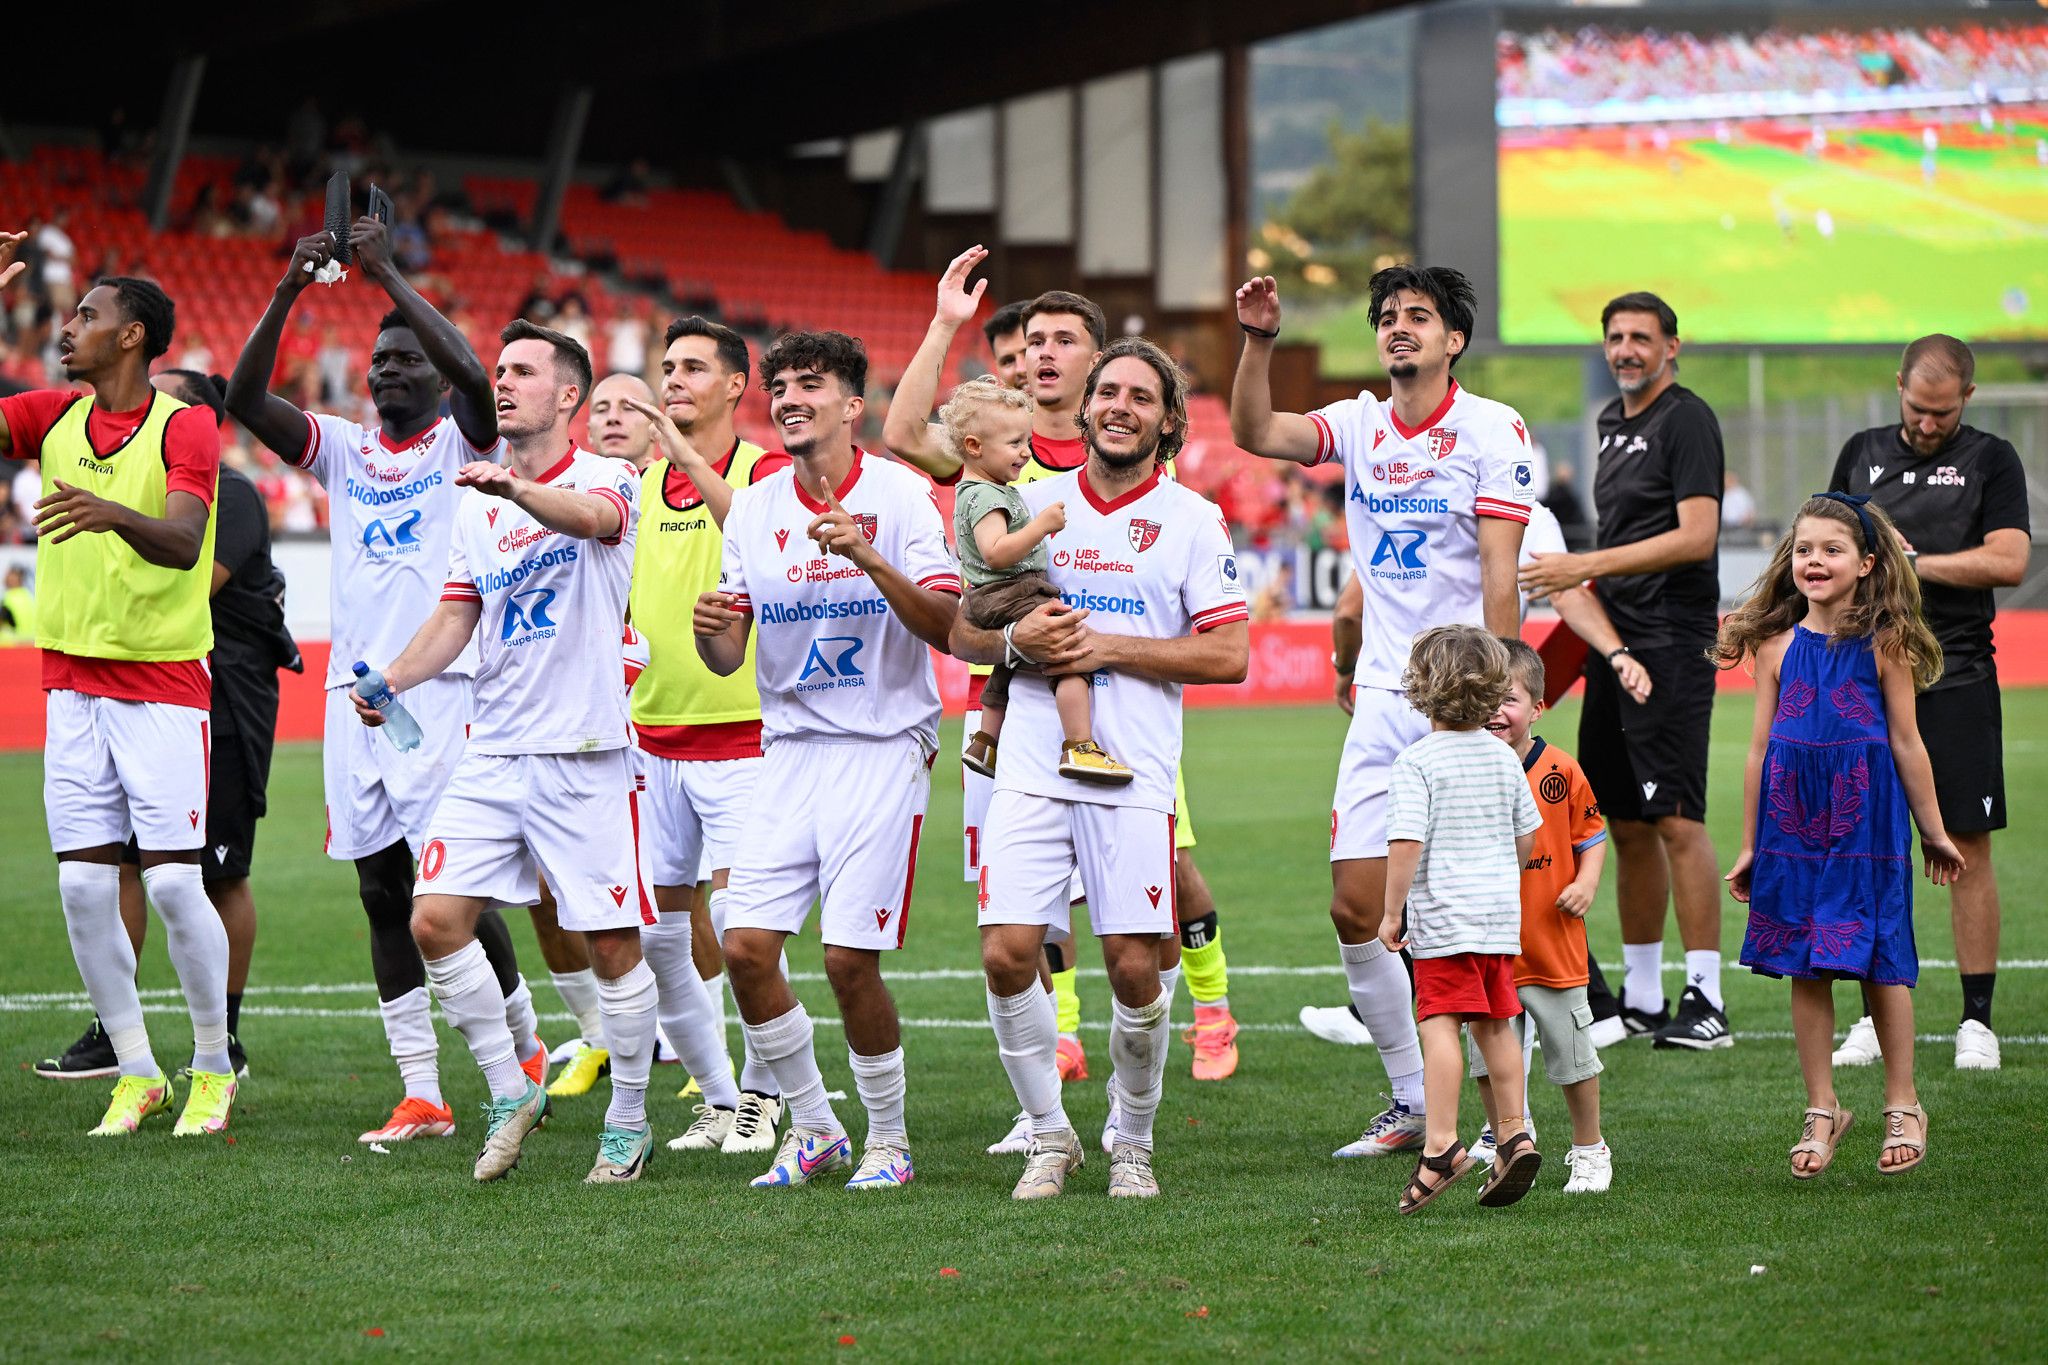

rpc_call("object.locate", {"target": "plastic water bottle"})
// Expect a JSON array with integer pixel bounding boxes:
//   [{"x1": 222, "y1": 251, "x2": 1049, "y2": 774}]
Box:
[{"x1": 352, "y1": 661, "x2": 422, "y2": 752}]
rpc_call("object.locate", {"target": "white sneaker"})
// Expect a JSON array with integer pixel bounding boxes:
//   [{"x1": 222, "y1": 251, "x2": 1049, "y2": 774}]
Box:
[
  {"x1": 1563, "y1": 1143, "x2": 1612, "y2": 1194},
  {"x1": 547, "y1": 1035, "x2": 592, "y2": 1065},
  {"x1": 720, "y1": 1091, "x2": 783, "y2": 1154},
  {"x1": 1013, "y1": 1129, "x2": 1084, "y2": 1200},
  {"x1": 667, "y1": 1103, "x2": 735, "y2": 1151},
  {"x1": 1299, "y1": 1005, "x2": 1377, "y2": 1047},
  {"x1": 1332, "y1": 1098, "x2": 1426, "y2": 1158},
  {"x1": 1587, "y1": 1015, "x2": 1628, "y2": 1050},
  {"x1": 1107, "y1": 1142, "x2": 1160, "y2": 1198},
  {"x1": 1472, "y1": 1126, "x2": 1497, "y2": 1166},
  {"x1": 1956, "y1": 1019, "x2": 2002, "y2": 1071},
  {"x1": 986, "y1": 1112, "x2": 1033, "y2": 1156},
  {"x1": 1832, "y1": 1015, "x2": 1881, "y2": 1067}
]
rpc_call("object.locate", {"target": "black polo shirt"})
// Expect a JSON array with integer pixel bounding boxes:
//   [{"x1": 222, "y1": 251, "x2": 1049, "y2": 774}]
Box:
[
  {"x1": 1591, "y1": 383, "x2": 1724, "y2": 648},
  {"x1": 1829, "y1": 423, "x2": 2030, "y2": 692},
  {"x1": 210, "y1": 465, "x2": 300, "y2": 748}
]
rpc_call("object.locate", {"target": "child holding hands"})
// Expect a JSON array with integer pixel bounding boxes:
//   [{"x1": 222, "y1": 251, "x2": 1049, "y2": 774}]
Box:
[
  {"x1": 946, "y1": 377, "x2": 1133, "y2": 784},
  {"x1": 1380, "y1": 625, "x2": 1545, "y2": 1214},
  {"x1": 1717, "y1": 493, "x2": 1963, "y2": 1179}
]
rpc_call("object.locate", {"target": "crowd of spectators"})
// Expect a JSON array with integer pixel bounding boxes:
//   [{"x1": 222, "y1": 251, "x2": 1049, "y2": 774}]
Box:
[{"x1": 1499, "y1": 21, "x2": 2048, "y2": 108}]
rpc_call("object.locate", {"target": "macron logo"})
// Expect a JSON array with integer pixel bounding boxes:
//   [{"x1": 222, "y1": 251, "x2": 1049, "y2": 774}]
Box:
[
  {"x1": 1868, "y1": 465, "x2": 1884, "y2": 483},
  {"x1": 775, "y1": 528, "x2": 790, "y2": 551},
  {"x1": 1641, "y1": 781, "x2": 1658, "y2": 800},
  {"x1": 1984, "y1": 796, "x2": 1995, "y2": 815}
]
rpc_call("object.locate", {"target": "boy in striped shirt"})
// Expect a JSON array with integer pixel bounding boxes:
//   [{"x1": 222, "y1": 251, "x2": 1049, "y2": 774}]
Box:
[{"x1": 1379, "y1": 626, "x2": 1542, "y2": 1214}]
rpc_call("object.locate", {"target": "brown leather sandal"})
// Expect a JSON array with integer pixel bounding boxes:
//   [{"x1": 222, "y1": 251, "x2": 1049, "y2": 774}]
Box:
[
  {"x1": 1790, "y1": 1105, "x2": 1852, "y2": 1179},
  {"x1": 1877, "y1": 1104, "x2": 1927, "y2": 1175},
  {"x1": 1398, "y1": 1143, "x2": 1477, "y2": 1216},
  {"x1": 1477, "y1": 1129, "x2": 1543, "y2": 1207},
  {"x1": 962, "y1": 731, "x2": 999, "y2": 778}
]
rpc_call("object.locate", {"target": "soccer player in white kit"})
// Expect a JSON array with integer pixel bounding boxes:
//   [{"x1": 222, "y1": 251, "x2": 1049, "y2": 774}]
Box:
[
  {"x1": 1230, "y1": 266, "x2": 1531, "y2": 1159},
  {"x1": 226, "y1": 218, "x2": 542, "y2": 1144},
  {"x1": 694, "y1": 331, "x2": 961, "y2": 1190},
  {"x1": 355, "y1": 321, "x2": 659, "y2": 1184},
  {"x1": 951, "y1": 338, "x2": 1250, "y2": 1199}
]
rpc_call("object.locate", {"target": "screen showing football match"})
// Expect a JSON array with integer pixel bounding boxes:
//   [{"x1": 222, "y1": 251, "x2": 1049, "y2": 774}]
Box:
[{"x1": 1496, "y1": 17, "x2": 2048, "y2": 345}]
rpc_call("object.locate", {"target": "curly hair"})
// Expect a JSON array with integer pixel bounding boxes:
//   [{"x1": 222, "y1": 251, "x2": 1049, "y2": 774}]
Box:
[
  {"x1": 759, "y1": 329, "x2": 867, "y2": 397},
  {"x1": 1403, "y1": 625, "x2": 1512, "y2": 729},
  {"x1": 1713, "y1": 496, "x2": 1944, "y2": 691},
  {"x1": 1367, "y1": 265, "x2": 1476, "y2": 370},
  {"x1": 1074, "y1": 337, "x2": 1189, "y2": 464},
  {"x1": 938, "y1": 376, "x2": 1033, "y2": 466}
]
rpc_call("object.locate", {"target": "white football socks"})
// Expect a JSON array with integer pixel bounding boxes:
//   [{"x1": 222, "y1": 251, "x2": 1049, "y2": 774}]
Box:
[
  {"x1": 1684, "y1": 950, "x2": 1724, "y2": 1011},
  {"x1": 848, "y1": 1047, "x2": 908, "y2": 1148},
  {"x1": 549, "y1": 968, "x2": 606, "y2": 1048},
  {"x1": 59, "y1": 862, "x2": 157, "y2": 1079},
  {"x1": 744, "y1": 1004, "x2": 840, "y2": 1134},
  {"x1": 1339, "y1": 939, "x2": 1424, "y2": 1109},
  {"x1": 597, "y1": 959, "x2": 659, "y2": 1131},
  {"x1": 709, "y1": 890, "x2": 782, "y2": 1100},
  {"x1": 641, "y1": 917, "x2": 741, "y2": 1110},
  {"x1": 503, "y1": 975, "x2": 541, "y2": 1061},
  {"x1": 1108, "y1": 989, "x2": 1170, "y2": 1150},
  {"x1": 379, "y1": 986, "x2": 443, "y2": 1106},
  {"x1": 1622, "y1": 942, "x2": 1665, "y2": 1014},
  {"x1": 423, "y1": 940, "x2": 523, "y2": 1099},
  {"x1": 988, "y1": 983, "x2": 1068, "y2": 1137},
  {"x1": 140, "y1": 862, "x2": 231, "y2": 1075}
]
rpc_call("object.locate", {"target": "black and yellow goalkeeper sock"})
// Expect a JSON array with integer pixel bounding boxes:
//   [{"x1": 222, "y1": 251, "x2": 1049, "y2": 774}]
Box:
[{"x1": 1179, "y1": 912, "x2": 1228, "y2": 1008}]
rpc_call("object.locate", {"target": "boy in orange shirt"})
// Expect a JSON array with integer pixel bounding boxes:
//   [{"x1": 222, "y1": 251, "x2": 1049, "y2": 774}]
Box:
[{"x1": 1471, "y1": 638, "x2": 1612, "y2": 1194}]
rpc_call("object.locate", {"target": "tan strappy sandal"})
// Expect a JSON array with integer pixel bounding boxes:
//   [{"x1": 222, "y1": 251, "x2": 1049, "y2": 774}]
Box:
[
  {"x1": 1877, "y1": 1104, "x2": 1927, "y2": 1175},
  {"x1": 1790, "y1": 1105, "x2": 1853, "y2": 1179}
]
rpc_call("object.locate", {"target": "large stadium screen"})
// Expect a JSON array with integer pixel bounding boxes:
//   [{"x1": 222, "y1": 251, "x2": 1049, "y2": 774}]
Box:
[{"x1": 1495, "y1": 15, "x2": 2048, "y2": 345}]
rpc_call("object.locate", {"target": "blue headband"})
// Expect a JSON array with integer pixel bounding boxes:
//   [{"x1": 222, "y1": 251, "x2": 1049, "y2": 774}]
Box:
[{"x1": 1812, "y1": 490, "x2": 1877, "y2": 551}]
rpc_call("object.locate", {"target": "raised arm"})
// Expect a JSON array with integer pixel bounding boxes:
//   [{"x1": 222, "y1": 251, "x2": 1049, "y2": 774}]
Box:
[
  {"x1": 226, "y1": 231, "x2": 335, "y2": 457},
  {"x1": 883, "y1": 245, "x2": 988, "y2": 479},
  {"x1": 351, "y1": 216, "x2": 496, "y2": 450},
  {"x1": 619, "y1": 396, "x2": 736, "y2": 527},
  {"x1": 0, "y1": 231, "x2": 24, "y2": 456},
  {"x1": 1228, "y1": 277, "x2": 1323, "y2": 463},
  {"x1": 454, "y1": 462, "x2": 622, "y2": 541}
]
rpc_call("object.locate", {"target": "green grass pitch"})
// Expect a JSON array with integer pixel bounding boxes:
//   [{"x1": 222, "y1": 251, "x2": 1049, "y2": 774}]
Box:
[
  {"x1": 1498, "y1": 116, "x2": 2048, "y2": 345},
  {"x1": 3, "y1": 695, "x2": 2045, "y2": 1360}
]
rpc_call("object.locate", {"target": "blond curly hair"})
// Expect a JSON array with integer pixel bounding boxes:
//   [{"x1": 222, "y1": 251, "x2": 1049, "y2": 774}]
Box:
[
  {"x1": 1402, "y1": 625, "x2": 1512, "y2": 729},
  {"x1": 938, "y1": 376, "x2": 1034, "y2": 467}
]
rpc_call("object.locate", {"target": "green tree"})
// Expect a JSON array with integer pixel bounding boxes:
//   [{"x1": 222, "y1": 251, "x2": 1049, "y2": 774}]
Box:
[{"x1": 1255, "y1": 119, "x2": 1413, "y2": 300}]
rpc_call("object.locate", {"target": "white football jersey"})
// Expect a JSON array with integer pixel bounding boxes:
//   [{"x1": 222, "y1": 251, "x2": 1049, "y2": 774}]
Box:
[
  {"x1": 997, "y1": 466, "x2": 1248, "y2": 813},
  {"x1": 294, "y1": 412, "x2": 499, "y2": 687},
  {"x1": 720, "y1": 451, "x2": 960, "y2": 750},
  {"x1": 440, "y1": 450, "x2": 638, "y2": 755},
  {"x1": 1307, "y1": 380, "x2": 1533, "y2": 690}
]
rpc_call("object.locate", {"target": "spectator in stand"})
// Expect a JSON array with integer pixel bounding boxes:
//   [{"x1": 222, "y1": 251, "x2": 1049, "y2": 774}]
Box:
[
  {"x1": 0, "y1": 564, "x2": 32, "y2": 643},
  {"x1": 316, "y1": 327, "x2": 355, "y2": 406},
  {"x1": 1252, "y1": 561, "x2": 1295, "y2": 622},
  {"x1": 554, "y1": 295, "x2": 594, "y2": 354},
  {"x1": 1721, "y1": 471, "x2": 1757, "y2": 531},
  {"x1": 35, "y1": 210, "x2": 76, "y2": 315},
  {"x1": 516, "y1": 276, "x2": 559, "y2": 326},
  {"x1": 607, "y1": 301, "x2": 650, "y2": 382}
]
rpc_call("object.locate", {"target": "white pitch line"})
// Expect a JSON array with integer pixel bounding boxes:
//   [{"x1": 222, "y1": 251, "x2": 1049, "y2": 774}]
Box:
[
  {"x1": 6, "y1": 958, "x2": 2042, "y2": 1007},
  {"x1": 1, "y1": 997, "x2": 2042, "y2": 1047}
]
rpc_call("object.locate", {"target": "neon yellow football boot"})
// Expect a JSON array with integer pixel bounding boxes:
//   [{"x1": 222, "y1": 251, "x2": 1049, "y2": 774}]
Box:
[
  {"x1": 89, "y1": 1073, "x2": 175, "y2": 1136},
  {"x1": 547, "y1": 1041, "x2": 610, "y2": 1098},
  {"x1": 173, "y1": 1070, "x2": 238, "y2": 1136}
]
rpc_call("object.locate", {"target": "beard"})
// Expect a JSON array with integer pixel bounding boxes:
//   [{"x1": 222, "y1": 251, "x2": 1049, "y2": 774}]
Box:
[
  {"x1": 1088, "y1": 424, "x2": 1161, "y2": 470},
  {"x1": 1387, "y1": 358, "x2": 1420, "y2": 381},
  {"x1": 1612, "y1": 358, "x2": 1665, "y2": 395}
]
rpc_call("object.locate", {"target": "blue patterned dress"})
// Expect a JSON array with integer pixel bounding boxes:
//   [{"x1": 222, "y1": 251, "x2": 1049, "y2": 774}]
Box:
[{"x1": 1740, "y1": 626, "x2": 1917, "y2": 985}]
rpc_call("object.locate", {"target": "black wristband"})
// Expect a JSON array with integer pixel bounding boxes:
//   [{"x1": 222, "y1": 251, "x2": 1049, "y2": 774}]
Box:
[
  {"x1": 1607, "y1": 647, "x2": 1632, "y2": 662},
  {"x1": 1239, "y1": 321, "x2": 1279, "y2": 340}
]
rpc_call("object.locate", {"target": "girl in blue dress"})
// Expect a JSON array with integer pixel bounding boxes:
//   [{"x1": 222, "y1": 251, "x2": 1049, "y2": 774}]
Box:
[{"x1": 1715, "y1": 493, "x2": 1962, "y2": 1180}]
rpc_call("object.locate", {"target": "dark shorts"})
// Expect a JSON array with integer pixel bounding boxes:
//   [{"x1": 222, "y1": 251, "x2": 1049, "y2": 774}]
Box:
[
  {"x1": 1918, "y1": 677, "x2": 2006, "y2": 834},
  {"x1": 965, "y1": 573, "x2": 1063, "y2": 714},
  {"x1": 1579, "y1": 641, "x2": 1715, "y2": 823},
  {"x1": 122, "y1": 728, "x2": 271, "y2": 885}
]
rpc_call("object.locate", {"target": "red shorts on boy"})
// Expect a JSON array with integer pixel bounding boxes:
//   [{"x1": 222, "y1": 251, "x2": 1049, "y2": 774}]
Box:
[{"x1": 1414, "y1": 953, "x2": 1522, "y2": 1021}]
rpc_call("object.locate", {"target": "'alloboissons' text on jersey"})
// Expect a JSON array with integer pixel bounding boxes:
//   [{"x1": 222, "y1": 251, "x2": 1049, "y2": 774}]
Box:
[
  {"x1": 720, "y1": 451, "x2": 959, "y2": 750},
  {"x1": 294, "y1": 413, "x2": 498, "y2": 686},
  {"x1": 1307, "y1": 380, "x2": 1532, "y2": 691},
  {"x1": 440, "y1": 449, "x2": 638, "y2": 755}
]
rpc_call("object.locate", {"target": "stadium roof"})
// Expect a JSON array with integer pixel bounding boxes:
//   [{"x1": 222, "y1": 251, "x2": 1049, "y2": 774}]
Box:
[{"x1": 18, "y1": 0, "x2": 1396, "y2": 159}]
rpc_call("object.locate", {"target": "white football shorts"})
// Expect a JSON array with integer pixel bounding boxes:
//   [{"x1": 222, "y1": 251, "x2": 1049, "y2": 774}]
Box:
[
  {"x1": 323, "y1": 674, "x2": 472, "y2": 861},
  {"x1": 721, "y1": 735, "x2": 932, "y2": 951},
  {"x1": 977, "y1": 789, "x2": 1177, "y2": 940},
  {"x1": 1330, "y1": 685, "x2": 1431, "y2": 862},
  {"x1": 416, "y1": 747, "x2": 654, "y2": 933},
  {"x1": 44, "y1": 690, "x2": 210, "y2": 853}
]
